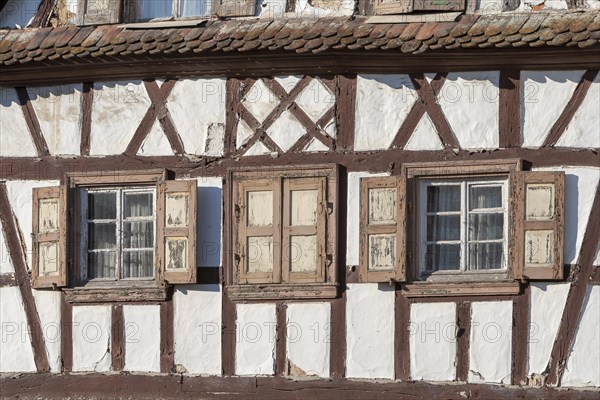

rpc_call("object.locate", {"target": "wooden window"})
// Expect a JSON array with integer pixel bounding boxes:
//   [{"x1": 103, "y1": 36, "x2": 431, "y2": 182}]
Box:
[
  {"x1": 32, "y1": 170, "x2": 198, "y2": 296},
  {"x1": 359, "y1": 176, "x2": 406, "y2": 283},
  {"x1": 228, "y1": 165, "x2": 338, "y2": 300},
  {"x1": 513, "y1": 171, "x2": 565, "y2": 280},
  {"x1": 372, "y1": 0, "x2": 465, "y2": 15}
]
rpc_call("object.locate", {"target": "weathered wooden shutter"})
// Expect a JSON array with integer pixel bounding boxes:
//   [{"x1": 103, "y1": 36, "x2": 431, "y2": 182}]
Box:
[
  {"x1": 373, "y1": 0, "x2": 413, "y2": 15},
  {"x1": 32, "y1": 187, "x2": 67, "y2": 289},
  {"x1": 282, "y1": 177, "x2": 326, "y2": 284},
  {"x1": 359, "y1": 176, "x2": 406, "y2": 282},
  {"x1": 236, "y1": 179, "x2": 281, "y2": 284},
  {"x1": 413, "y1": 0, "x2": 465, "y2": 11},
  {"x1": 513, "y1": 171, "x2": 565, "y2": 280},
  {"x1": 77, "y1": 0, "x2": 122, "y2": 25},
  {"x1": 215, "y1": 0, "x2": 256, "y2": 17},
  {"x1": 157, "y1": 180, "x2": 197, "y2": 284}
]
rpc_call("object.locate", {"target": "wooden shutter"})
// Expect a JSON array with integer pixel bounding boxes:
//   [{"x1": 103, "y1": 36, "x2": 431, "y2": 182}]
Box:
[
  {"x1": 215, "y1": 0, "x2": 256, "y2": 17},
  {"x1": 513, "y1": 171, "x2": 565, "y2": 280},
  {"x1": 373, "y1": 0, "x2": 413, "y2": 15},
  {"x1": 157, "y1": 180, "x2": 197, "y2": 284},
  {"x1": 77, "y1": 0, "x2": 122, "y2": 25},
  {"x1": 32, "y1": 187, "x2": 67, "y2": 289},
  {"x1": 236, "y1": 179, "x2": 281, "y2": 284},
  {"x1": 282, "y1": 177, "x2": 326, "y2": 284},
  {"x1": 359, "y1": 176, "x2": 406, "y2": 282},
  {"x1": 413, "y1": 0, "x2": 465, "y2": 11}
]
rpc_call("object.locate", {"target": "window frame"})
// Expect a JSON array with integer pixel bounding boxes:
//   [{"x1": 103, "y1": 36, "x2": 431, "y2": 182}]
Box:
[
  {"x1": 226, "y1": 164, "x2": 339, "y2": 301},
  {"x1": 124, "y1": 0, "x2": 213, "y2": 22},
  {"x1": 417, "y1": 177, "x2": 509, "y2": 280},
  {"x1": 81, "y1": 185, "x2": 157, "y2": 284}
]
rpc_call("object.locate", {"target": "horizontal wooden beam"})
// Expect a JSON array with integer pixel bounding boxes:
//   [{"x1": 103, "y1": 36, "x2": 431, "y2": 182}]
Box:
[
  {"x1": 2, "y1": 373, "x2": 599, "y2": 399},
  {"x1": 1, "y1": 48, "x2": 599, "y2": 87}
]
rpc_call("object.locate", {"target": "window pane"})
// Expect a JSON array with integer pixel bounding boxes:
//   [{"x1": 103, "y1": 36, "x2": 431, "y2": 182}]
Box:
[
  {"x1": 469, "y1": 186, "x2": 502, "y2": 210},
  {"x1": 289, "y1": 235, "x2": 317, "y2": 272},
  {"x1": 369, "y1": 188, "x2": 396, "y2": 224},
  {"x1": 247, "y1": 191, "x2": 273, "y2": 227},
  {"x1": 124, "y1": 192, "x2": 153, "y2": 218},
  {"x1": 140, "y1": 0, "x2": 172, "y2": 19},
  {"x1": 88, "y1": 222, "x2": 117, "y2": 250},
  {"x1": 427, "y1": 185, "x2": 460, "y2": 212},
  {"x1": 468, "y1": 242, "x2": 503, "y2": 270},
  {"x1": 180, "y1": 0, "x2": 211, "y2": 16},
  {"x1": 123, "y1": 221, "x2": 154, "y2": 249},
  {"x1": 368, "y1": 234, "x2": 395, "y2": 271},
  {"x1": 88, "y1": 251, "x2": 116, "y2": 279},
  {"x1": 247, "y1": 236, "x2": 273, "y2": 273},
  {"x1": 427, "y1": 215, "x2": 460, "y2": 241},
  {"x1": 122, "y1": 250, "x2": 154, "y2": 278},
  {"x1": 469, "y1": 213, "x2": 504, "y2": 241},
  {"x1": 88, "y1": 192, "x2": 116, "y2": 219},
  {"x1": 425, "y1": 244, "x2": 461, "y2": 271},
  {"x1": 290, "y1": 189, "x2": 318, "y2": 226}
]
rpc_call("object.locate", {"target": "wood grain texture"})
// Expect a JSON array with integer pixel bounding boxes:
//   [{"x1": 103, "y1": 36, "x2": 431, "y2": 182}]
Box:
[
  {"x1": 0, "y1": 183, "x2": 50, "y2": 373},
  {"x1": 329, "y1": 290, "x2": 346, "y2": 378},
  {"x1": 543, "y1": 70, "x2": 599, "y2": 147},
  {"x1": 80, "y1": 82, "x2": 93, "y2": 156},
  {"x1": 111, "y1": 305, "x2": 125, "y2": 372},
  {"x1": 224, "y1": 78, "x2": 241, "y2": 156},
  {"x1": 335, "y1": 74, "x2": 357, "y2": 151},
  {"x1": 60, "y1": 293, "x2": 73, "y2": 372},
  {"x1": 512, "y1": 284, "x2": 530, "y2": 385},
  {"x1": 455, "y1": 301, "x2": 471, "y2": 382},
  {"x1": 15, "y1": 87, "x2": 50, "y2": 157},
  {"x1": 30, "y1": 0, "x2": 55, "y2": 28},
  {"x1": 395, "y1": 291, "x2": 410, "y2": 381},
  {"x1": 546, "y1": 185, "x2": 600, "y2": 386},
  {"x1": 275, "y1": 302, "x2": 287, "y2": 376},
  {"x1": 160, "y1": 300, "x2": 174, "y2": 373},
  {"x1": 499, "y1": 69, "x2": 521, "y2": 148}
]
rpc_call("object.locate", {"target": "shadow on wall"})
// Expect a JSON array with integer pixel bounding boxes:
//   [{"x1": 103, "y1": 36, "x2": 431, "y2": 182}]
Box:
[{"x1": 0, "y1": 0, "x2": 41, "y2": 28}]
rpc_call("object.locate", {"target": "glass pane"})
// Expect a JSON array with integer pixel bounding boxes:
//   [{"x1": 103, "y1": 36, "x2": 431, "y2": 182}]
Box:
[
  {"x1": 165, "y1": 192, "x2": 188, "y2": 228},
  {"x1": 427, "y1": 185, "x2": 460, "y2": 212},
  {"x1": 39, "y1": 199, "x2": 59, "y2": 233},
  {"x1": 88, "y1": 222, "x2": 117, "y2": 250},
  {"x1": 124, "y1": 192, "x2": 153, "y2": 218},
  {"x1": 247, "y1": 236, "x2": 273, "y2": 273},
  {"x1": 166, "y1": 237, "x2": 187, "y2": 270},
  {"x1": 88, "y1": 251, "x2": 116, "y2": 279},
  {"x1": 123, "y1": 221, "x2": 154, "y2": 249},
  {"x1": 469, "y1": 186, "x2": 502, "y2": 210},
  {"x1": 469, "y1": 213, "x2": 504, "y2": 241},
  {"x1": 290, "y1": 189, "x2": 318, "y2": 226},
  {"x1": 289, "y1": 235, "x2": 317, "y2": 272},
  {"x1": 122, "y1": 250, "x2": 154, "y2": 278},
  {"x1": 425, "y1": 244, "x2": 461, "y2": 271},
  {"x1": 468, "y1": 242, "x2": 503, "y2": 270},
  {"x1": 140, "y1": 0, "x2": 172, "y2": 19},
  {"x1": 369, "y1": 188, "x2": 396, "y2": 224},
  {"x1": 368, "y1": 234, "x2": 395, "y2": 271},
  {"x1": 247, "y1": 191, "x2": 273, "y2": 227},
  {"x1": 426, "y1": 215, "x2": 460, "y2": 241},
  {"x1": 180, "y1": 0, "x2": 211, "y2": 16},
  {"x1": 87, "y1": 192, "x2": 116, "y2": 220}
]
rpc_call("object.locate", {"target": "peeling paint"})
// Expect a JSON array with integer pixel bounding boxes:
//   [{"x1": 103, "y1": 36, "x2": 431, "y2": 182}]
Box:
[{"x1": 286, "y1": 303, "x2": 330, "y2": 378}]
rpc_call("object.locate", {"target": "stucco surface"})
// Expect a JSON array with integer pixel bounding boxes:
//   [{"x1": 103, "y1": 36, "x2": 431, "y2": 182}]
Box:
[
  {"x1": 32, "y1": 289, "x2": 62, "y2": 373},
  {"x1": 346, "y1": 283, "x2": 395, "y2": 379},
  {"x1": 286, "y1": 302, "x2": 330, "y2": 378},
  {"x1": 0, "y1": 222, "x2": 14, "y2": 273},
  {"x1": 173, "y1": 285, "x2": 222, "y2": 375},
  {"x1": 404, "y1": 114, "x2": 444, "y2": 151},
  {"x1": 0, "y1": 88, "x2": 37, "y2": 157},
  {"x1": 469, "y1": 301, "x2": 512, "y2": 384},
  {"x1": 235, "y1": 303, "x2": 276, "y2": 376},
  {"x1": 410, "y1": 302, "x2": 456, "y2": 381},
  {"x1": 72, "y1": 305, "x2": 112, "y2": 372},
  {"x1": 0, "y1": 287, "x2": 36, "y2": 372},
  {"x1": 124, "y1": 305, "x2": 160, "y2": 373},
  {"x1": 137, "y1": 121, "x2": 174, "y2": 156}
]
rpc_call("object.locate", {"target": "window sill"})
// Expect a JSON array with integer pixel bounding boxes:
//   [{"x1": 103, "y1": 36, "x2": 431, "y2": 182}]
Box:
[
  {"x1": 63, "y1": 286, "x2": 169, "y2": 304},
  {"x1": 227, "y1": 283, "x2": 338, "y2": 301},
  {"x1": 402, "y1": 281, "x2": 521, "y2": 298}
]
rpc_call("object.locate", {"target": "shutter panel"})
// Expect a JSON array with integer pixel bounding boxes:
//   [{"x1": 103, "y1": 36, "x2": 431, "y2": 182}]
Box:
[
  {"x1": 32, "y1": 187, "x2": 68, "y2": 289},
  {"x1": 77, "y1": 0, "x2": 122, "y2": 25},
  {"x1": 513, "y1": 171, "x2": 565, "y2": 280},
  {"x1": 373, "y1": 0, "x2": 413, "y2": 15},
  {"x1": 215, "y1": 0, "x2": 256, "y2": 17},
  {"x1": 359, "y1": 176, "x2": 407, "y2": 283},
  {"x1": 236, "y1": 179, "x2": 281, "y2": 284},
  {"x1": 413, "y1": 0, "x2": 465, "y2": 11},
  {"x1": 157, "y1": 180, "x2": 197, "y2": 284}
]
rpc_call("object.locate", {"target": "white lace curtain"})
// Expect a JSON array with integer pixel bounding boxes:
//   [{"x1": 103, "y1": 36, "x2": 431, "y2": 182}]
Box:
[{"x1": 140, "y1": 0, "x2": 211, "y2": 19}]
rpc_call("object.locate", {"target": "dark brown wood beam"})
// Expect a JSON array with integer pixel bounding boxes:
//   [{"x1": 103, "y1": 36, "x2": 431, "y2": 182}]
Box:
[
  {"x1": 0, "y1": 183, "x2": 50, "y2": 372},
  {"x1": 159, "y1": 300, "x2": 174, "y2": 373},
  {"x1": 15, "y1": 87, "x2": 50, "y2": 157},
  {"x1": 335, "y1": 74, "x2": 357, "y2": 151},
  {"x1": 395, "y1": 291, "x2": 411, "y2": 380},
  {"x1": 275, "y1": 302, "x2": 287, "y2": 376},
  {"x1": 60, "y1": 293, "x2": 73, "y2": 372},
  {"x1": 546, "y1": 185, "x2": 600, "y2": 386},
  {"x1": 1, "y1": 49, "x2": 599, "y2": 87},
  {"x1": 0, "y1": 273, "x2": 16, "y2": 287},
  {"x1": 30, "y1": 0, "x2": 56, "y2": 28},
  {"x1": 455, "y1": 301, "x2": 471, "y2": 382},
  {"x1": 111, "y1": 305, "x2": 125, "y2": 372},
  {"x1": 80, "y1": 82, "x2": 93, "y2": 156},
  {"x1": 499, "y1": 69, "x2": 521, "y2": 148},
  {"x1": 511, "y1": 284, "x2": 530, "y2": 385}
]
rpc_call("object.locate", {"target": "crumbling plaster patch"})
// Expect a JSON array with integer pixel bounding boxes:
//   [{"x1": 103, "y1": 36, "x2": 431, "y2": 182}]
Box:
[
  {"x1": 72, "y1": 305, "x2": 111, "y2": 372},
  {"x1": 235, "y1": 303, "x2": 276, "y2": 376}
]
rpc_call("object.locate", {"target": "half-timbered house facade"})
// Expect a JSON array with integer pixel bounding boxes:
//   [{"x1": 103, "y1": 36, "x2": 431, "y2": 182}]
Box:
[{"x1": 0, "y1": 0, "x2": 599, "y2": 398}]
